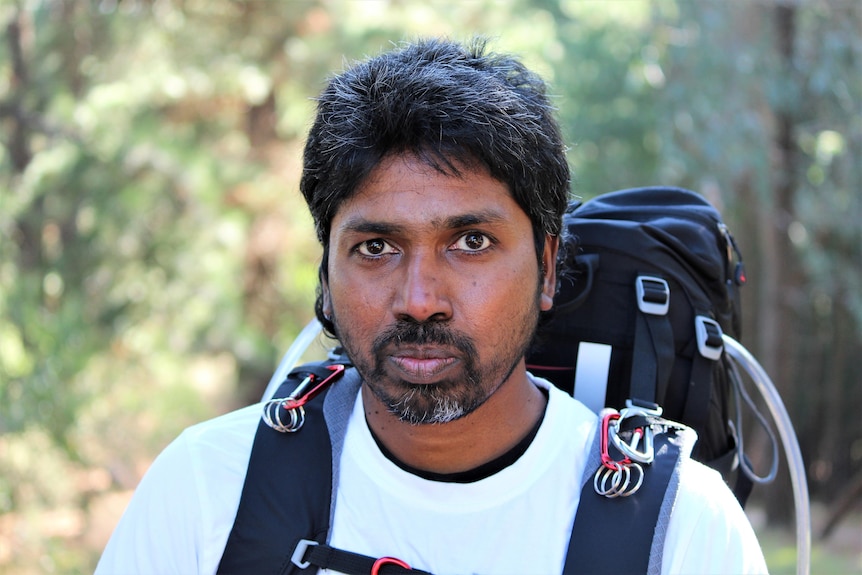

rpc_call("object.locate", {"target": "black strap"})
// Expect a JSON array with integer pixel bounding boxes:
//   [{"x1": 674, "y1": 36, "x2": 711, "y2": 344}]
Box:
[
  {"x1": 563, "y1": 432, "x2": 684, "y2": 575},
  {"x1": 709, "y1": 444, "x2": 755, "y2": 506},
  {"x1": 217, "y1": 378, "x2": 334, "y2": 575},
  {"x1": 630, "y1": 303, "x2": 675, "y2": 405},
  {"x1": 683, "y1": 350, "x2": 713, "y2": 444},
  {"x1": 295, "y1": 541, "x2": 433, "y2": 575},
  {"x1": 218, "y1": 364, "x2": 431, "y2": 575},
  {"x1": 733, "y1": 454, "x2": 755, "y2": 506}
]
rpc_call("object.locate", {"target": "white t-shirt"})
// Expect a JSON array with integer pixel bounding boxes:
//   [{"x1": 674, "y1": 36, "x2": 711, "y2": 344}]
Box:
[{"x1": 95, "y1": 377, "x2": 768, "y2": 575}]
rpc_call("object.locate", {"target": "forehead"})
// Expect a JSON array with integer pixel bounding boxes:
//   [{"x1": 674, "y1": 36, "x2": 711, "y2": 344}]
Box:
[{"x1": 331, "y1": 154, "x2": 528, "y2": 233}]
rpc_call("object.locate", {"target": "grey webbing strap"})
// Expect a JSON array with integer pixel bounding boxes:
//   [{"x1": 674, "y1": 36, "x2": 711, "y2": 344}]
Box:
[{"x1": 323, "y1": 369, "x2": 362, "y2": 533}]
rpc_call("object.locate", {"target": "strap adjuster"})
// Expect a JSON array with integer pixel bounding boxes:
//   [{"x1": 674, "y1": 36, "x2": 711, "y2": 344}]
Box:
[
  {"x1": 635, "y1": 276, "x2": 670, "y2": 316},
  {"x1": 291, "y1": 539, "x2": 318, "y2": 569},
  {"x1": 695, "y1": 316, "x2": 724, "y2": 360}
]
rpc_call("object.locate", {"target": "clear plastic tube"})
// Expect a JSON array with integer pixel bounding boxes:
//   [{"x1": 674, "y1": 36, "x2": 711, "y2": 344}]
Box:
[
  {"x1": 723, "y1": 335, "x2": 811, "y2": 575},
  {"x1": 261, "y1": 319, "x2": 324, "y2": 401}
]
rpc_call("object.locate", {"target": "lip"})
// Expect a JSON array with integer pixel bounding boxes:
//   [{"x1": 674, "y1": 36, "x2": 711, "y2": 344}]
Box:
[{"x1": 387, "y1": 346, "x2": 459, "y2": 383}]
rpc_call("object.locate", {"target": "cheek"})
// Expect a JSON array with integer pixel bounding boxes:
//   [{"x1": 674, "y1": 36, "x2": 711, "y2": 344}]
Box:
[
  {"x1": 460, "y1": 262, "x2": 540, "y2": 318},
  {"x1": 328, "y1": 274, "x2": 389, "y2": 330}
]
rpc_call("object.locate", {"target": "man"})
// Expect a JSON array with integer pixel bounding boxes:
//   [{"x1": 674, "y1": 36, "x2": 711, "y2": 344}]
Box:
[{"x1": 96, "y1": 38, "x2": 767, "y2": 574}]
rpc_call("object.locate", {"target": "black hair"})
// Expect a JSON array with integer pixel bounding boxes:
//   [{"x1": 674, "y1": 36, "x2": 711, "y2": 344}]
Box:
[{"x1": 300, "y1": 38, "x2": 571, "y2": 336}]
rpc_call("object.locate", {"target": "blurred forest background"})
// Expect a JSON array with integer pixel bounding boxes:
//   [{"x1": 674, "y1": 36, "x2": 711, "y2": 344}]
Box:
[{"x1": 1, "y1": 0, "x2": 860, "y2": 573}]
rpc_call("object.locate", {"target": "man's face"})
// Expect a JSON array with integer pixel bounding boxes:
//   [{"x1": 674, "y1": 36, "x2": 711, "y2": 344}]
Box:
[{"x1": 322, "y1": 154, "x2": 558, "y2": 424}]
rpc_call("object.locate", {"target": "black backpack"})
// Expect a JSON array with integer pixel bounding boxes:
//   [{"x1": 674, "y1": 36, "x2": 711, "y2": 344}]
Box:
[{"x1": 527, "y1": 185, "x2": 762, "y2": 498}]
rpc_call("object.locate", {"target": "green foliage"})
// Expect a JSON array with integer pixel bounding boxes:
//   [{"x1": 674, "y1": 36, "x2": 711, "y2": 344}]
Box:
[
  {"x1": 1, "y1": 0, "x2": 860, "y2": 572},
  {"x1": 758, "y1": 526, "x2": 862, "y2": 575},
  {"x1": 530, "y1": 0, "x2": 659, "y2": 195}
]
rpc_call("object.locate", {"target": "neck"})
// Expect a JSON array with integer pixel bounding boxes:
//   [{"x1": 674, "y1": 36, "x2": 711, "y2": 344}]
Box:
[{"x1": 361, "y1": 368, "x2": 547, "y2": 475}]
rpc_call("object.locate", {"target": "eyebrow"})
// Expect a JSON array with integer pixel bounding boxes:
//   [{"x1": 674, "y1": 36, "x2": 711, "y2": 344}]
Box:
[{"x1": 340, "y1": 210, "x2": 510, "y2": 236}]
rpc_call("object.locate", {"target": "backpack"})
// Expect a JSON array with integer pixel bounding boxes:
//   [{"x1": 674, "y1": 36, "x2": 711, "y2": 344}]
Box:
[{"x1": 526, "y1": 185, "x2": 767, "y2": 502}]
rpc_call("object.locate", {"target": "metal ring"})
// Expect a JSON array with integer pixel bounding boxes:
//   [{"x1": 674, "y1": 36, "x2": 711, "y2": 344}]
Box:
[
  {"x1": 611, "y1": 462, "x2": 644, "y2": 498},
  {"x1": 262, "y1": 400, "x2": 305, "y2": 433},
  {"x1": 276, "y1": 404, "x2": 304, "y2": 432},
  {"x1": 289, "y1": 406, "x2": 305, "y2": 432},
  {"x1": 262, "y1": 399, "x2": 280, "y2": 430},
  {"x1": 594, "y1": 464, "x2": 618, "y2": 496},
  {"x1": 604, "y1": 464, "x2": 631, "y2": 499},
  {"x1": 620, "y1": 462, "x2": 644, "y2": 497},
  {"x1": 594, "y1": 462, "x2": 627, "y2": 498},
  {"x1": 593, "y1": 461, "x2": 645, "y2": 499}
]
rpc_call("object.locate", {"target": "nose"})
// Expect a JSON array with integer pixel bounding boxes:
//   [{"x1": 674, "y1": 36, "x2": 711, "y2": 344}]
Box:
[{"x1": 392, "y1": 253, "x2": 453, "y2": 323}]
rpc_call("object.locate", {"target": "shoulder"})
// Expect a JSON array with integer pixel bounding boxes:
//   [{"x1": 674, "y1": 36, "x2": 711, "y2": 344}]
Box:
[
  {"x1": 138, "y1": 401, "x2": 263, "y2": 510},
  {"x1": 95, "y1": 403, "x2": 262, "y2": 575},
  {"x1": 157, "y1": 402, "x2": 262, "y2": 492},
  {"x1": 662, "y1": 458, "x2": 768, "y2": 575},
  {"x1": 178, "y1": 402, "x2": 262, "y2": 460}
]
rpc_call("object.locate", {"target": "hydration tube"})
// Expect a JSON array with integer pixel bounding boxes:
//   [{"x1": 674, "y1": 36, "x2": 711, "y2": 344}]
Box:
[
  {"x1": 723, "y1": 334, "x2": 811, "y2": 575},
  {"x1": 261, "y1": 319, "x2": 324, "y2": 401}
]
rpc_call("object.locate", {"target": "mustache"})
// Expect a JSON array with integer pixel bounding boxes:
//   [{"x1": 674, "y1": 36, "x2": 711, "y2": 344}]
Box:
[{"x1": 372, "y1": 320, "x2": 477, "y2": 358}]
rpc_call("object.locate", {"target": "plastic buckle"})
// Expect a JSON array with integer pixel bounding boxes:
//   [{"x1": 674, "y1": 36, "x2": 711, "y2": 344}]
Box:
[
  {"x1": 291, "y1": 539, "x2": 318, "y2": 569},
  {"x1": 635, "y1": 275, "x2": 670, "y2": 316},
  {"x1": 695, "y1": 315, "x2": 724, "y2": 360}
]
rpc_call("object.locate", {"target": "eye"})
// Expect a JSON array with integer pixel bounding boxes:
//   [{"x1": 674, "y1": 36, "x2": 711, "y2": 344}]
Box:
[
  {"x1": 356, "y1": 238, "x2": 397, "y2": 257},
  {"x1": 452, "y1": 232, "x2": 492, "y2": 252}
]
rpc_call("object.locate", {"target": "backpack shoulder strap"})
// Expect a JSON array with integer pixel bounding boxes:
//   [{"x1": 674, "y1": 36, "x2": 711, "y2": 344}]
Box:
[
  {"x1": 217, "y1": 366, "x2": 361, "y2": 575},
  {"x1": 563, "y1": 419, "x2": 696, "y2": 575},
  {"x1": 220, "y1": 364, "x2": 693, "y2": 575}
]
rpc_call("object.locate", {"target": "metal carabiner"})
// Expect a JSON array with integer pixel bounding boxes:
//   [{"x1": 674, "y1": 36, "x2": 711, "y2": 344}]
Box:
[
  {"x1": 262, "y1": 364, "x2": 346, "y2": 433},
  {"x1": 610, "y1": 400, "x2": 663, "y2": 464},
  {"x1": 599, "y1": 411, "x2": 630, "y2": 470},
  {"x1": 594, "y1": 408, "x2": 650, "y2": 498},
  {"x1": 610, "y1": 421, "x2": 655, "y2": 465}
]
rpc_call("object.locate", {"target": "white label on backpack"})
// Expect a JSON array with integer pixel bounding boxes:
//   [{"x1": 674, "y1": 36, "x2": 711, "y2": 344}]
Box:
[{"x1": 573, "y1": 342, "x2": 612, "y2": 414}]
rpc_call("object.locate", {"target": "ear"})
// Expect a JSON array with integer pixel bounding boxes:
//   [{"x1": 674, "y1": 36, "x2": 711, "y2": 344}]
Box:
[
  {"x1": 320, "y1": 269, "x2": 333, "y2": 320},
  {"x1": 540, "y1": 234, "x2": 559, "y2": 312}
]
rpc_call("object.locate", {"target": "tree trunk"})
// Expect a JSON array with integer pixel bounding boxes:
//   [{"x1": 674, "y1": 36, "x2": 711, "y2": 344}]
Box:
[{"x1": 762, "y1": 2, "x2": 804, "y2": 525}]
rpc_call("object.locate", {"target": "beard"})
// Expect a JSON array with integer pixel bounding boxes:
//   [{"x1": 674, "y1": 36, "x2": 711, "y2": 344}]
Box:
[{"x1": 332, "y1": 296, "x2": 542, "y2": 426}]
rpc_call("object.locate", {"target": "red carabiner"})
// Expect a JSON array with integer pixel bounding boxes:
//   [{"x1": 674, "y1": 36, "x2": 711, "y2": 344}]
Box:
[
  {"x1": 600, "y1": 411, "x2": 632, "y2": 470},
  {"x1": 282, "y1": 364, "x2": 346, "y2": 410},
  {"x1": 371, "y1": 556, "x2": 412, "y2": 575}
]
